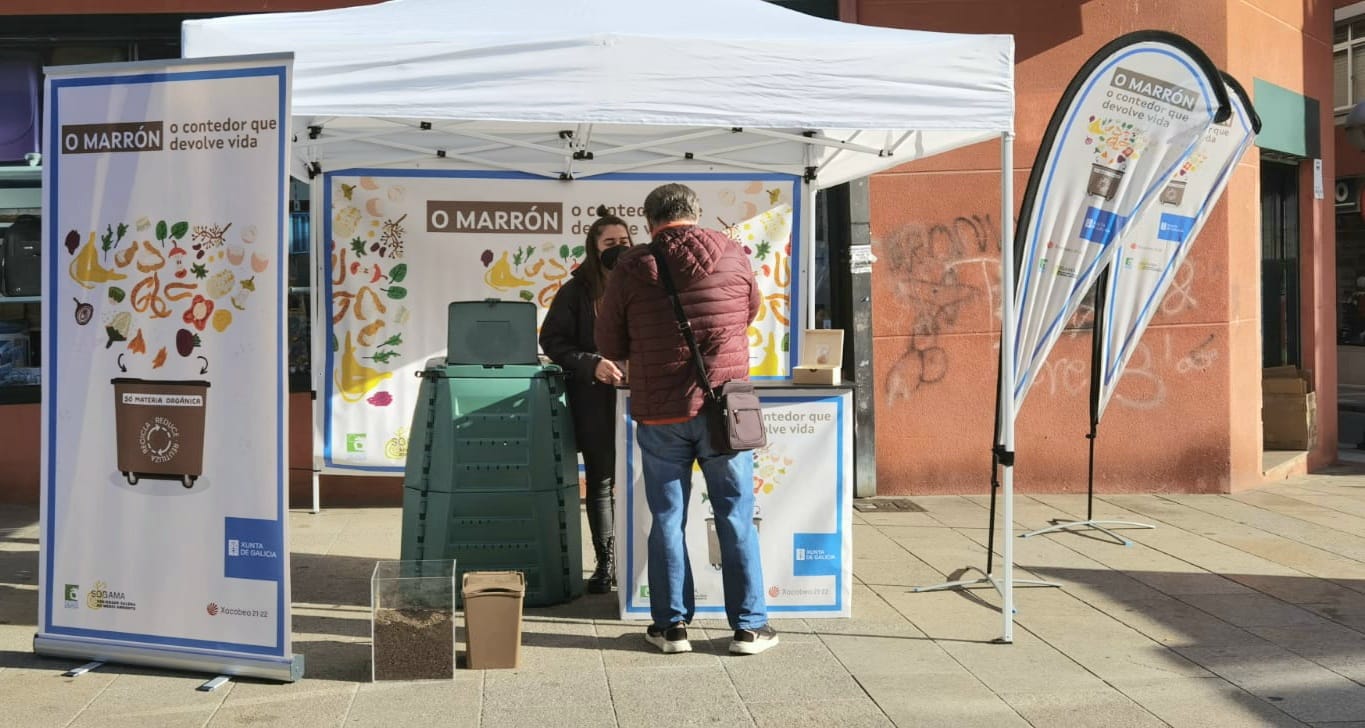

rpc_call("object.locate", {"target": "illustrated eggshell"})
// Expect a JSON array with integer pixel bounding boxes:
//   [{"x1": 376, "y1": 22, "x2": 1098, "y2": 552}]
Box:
[
  {"x1": 387, "y1": 185, "x2": 405, "y2": 202},
  {"x1": 241, "y1": 225, "x2": 257, "y2": 245},
  {"x1": 226, "y1": 246, "x2": 245, "y2": 266},
  {"x1": 365, "y1": 197, "x2": 385, "y2": 217},
  {"x1": 359, "y1": 177, "x2": 380, "y2": 190},
  {"x1": 251, "y1": 253, "x2": 270, "y2": 273}
]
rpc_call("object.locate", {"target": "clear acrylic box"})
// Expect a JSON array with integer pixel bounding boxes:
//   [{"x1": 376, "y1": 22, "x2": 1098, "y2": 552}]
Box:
[{"x1": 371, "y1": 559, "x2": 456, "y2": 681}]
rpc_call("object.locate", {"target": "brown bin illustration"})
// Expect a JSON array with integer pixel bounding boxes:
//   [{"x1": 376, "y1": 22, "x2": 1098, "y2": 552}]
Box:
[
  {"x1": 1160, "y1": 179, "x2": 1187, "y2": 206},
  {"x1": 111, "y1": 378, "x2": 211, "y2": 488},
  {"x1": 1087, "y1": 163, "x2": 1123, "y2": 200}
]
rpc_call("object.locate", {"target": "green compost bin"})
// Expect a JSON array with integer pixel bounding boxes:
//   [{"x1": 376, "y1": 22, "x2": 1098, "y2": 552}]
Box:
[{"x1": 400, "y1": 299, "x2": 584, "y2": 606}]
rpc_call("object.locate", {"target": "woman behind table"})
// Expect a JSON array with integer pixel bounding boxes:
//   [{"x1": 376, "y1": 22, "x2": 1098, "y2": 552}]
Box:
[{"x1": 539, "y1": 213, "x2": 633, "y2": 593}]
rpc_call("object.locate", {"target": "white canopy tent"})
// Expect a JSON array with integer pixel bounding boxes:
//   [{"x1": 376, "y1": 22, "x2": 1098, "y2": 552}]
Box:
[
  {"x1": 182, "y1": 0, "x2": 1027, "y2": 640},
  {"x1": 182, "y1": 0, "x2": 1012, "y2": 185}
]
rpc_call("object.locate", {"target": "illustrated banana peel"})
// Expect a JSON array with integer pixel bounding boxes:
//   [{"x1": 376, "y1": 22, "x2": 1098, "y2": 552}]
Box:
[
  {"x1": 69, "y1": 235, "x2": 128, "y2": 289},
  {"x1": 752, "y1": 331, "x2": 781, "y2": 376},
  {"x1": 483, "y1": 251, "x2": 534, "y2": 290},
  {"x1": 336, "y1": 331, "x2": 392, "y2": 402}
]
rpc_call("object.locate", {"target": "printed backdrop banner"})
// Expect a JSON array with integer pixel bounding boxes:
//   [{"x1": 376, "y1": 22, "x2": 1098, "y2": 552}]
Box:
[
  {"x1": 1012, "y1": 31, "x2": 1229, "y2": 409},
  {"x1": 322, "y1": 171, "x2": 800, "y2": 472},
  {"x1": 614, "y1": 390, "x2": 853, "y2": 619},
  {"x1": 39, "y1": 56, "x2": 297, "y2": 677},
  {"x1": 1097, "y1": 75, "x2": 1259, "y2": 418}
]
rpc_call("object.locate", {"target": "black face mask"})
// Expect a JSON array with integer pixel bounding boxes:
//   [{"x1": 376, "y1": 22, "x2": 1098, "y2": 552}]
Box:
[{"x1": 600, "y1": 245, "x2": 625, "y2": 271}]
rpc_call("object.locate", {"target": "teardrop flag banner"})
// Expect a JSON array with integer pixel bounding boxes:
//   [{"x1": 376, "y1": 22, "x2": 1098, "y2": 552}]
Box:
[
  {"x1": 1096, "y1": 72, "x2": 1260, "y2": 418},
  {"x1": 1012, "y1": 31, "x2": 1229, "y2": 410}
]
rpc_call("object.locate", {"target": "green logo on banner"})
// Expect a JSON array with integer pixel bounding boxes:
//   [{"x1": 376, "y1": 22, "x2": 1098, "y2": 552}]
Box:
[
  {"x1": 65, "y1": 584, "x2": 79, "y2": 601},
  {"x1": 346, "y1": 434, "x2": 367, "y2": 453}
]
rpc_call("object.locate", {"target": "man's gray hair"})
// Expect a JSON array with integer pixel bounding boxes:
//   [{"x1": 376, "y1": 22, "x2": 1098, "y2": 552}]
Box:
[{"x1": 643, "y1": 183, "x2": 701, "y2": 227}]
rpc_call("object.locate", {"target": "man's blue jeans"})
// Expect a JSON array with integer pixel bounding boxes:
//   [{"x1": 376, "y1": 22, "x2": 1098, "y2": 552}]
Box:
[{"x1": 636, "y1": 414, "x2": 767, "y2": 632}]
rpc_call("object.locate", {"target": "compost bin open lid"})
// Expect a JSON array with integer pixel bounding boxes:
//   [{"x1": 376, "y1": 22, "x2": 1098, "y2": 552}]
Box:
[{"x1": 447, "y1": 299, "x2": 538, "y2": 366}]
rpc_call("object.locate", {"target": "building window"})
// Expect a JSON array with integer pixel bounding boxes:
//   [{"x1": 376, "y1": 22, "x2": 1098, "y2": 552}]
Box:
[{"x1": 1335, "y1": 17, "x2": 1365, "y2": 120}]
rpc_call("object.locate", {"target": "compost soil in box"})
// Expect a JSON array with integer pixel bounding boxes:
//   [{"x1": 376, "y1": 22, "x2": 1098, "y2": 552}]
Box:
[{"x1": 372, "y1": 608, "x2": 454, "y2": 680}]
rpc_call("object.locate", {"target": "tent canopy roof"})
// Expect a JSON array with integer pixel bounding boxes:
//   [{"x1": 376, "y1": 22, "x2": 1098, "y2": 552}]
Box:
[{"x1": 182, "y1": 0, "x2": 1014, "y2": 186}]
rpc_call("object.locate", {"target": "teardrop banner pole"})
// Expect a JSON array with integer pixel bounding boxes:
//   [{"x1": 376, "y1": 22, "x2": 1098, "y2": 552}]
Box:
[
  {"x1": 915, "y1": 31, "x2": 1235, "y2": 636},
  {"x1": 911, "y1": 134, "x2": 1057, "y2": 638},
  {"x1": 1022, "y1": 70, "x2": 1259, "y2": 545}
]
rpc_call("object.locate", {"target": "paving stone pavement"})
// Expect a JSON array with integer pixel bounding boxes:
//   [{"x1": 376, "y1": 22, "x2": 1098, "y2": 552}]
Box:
[{"x1": 5, "y1": 467, "x2": 1365, "y2": 726}]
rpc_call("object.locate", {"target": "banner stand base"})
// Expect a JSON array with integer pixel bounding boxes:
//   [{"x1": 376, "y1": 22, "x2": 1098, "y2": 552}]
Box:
[
  {"x1": 35, "y1": 635, "x2": 304, "y2": 683},
  {"x1": 911, "y1": 566, "x2": 1060, "y2": 605},
  {"x1": 1020, "y1": 519, "x2": 1155, "y2": 547},
  {"x1": 198, "y1": 675, "x2": 232, "y2": 692},
  {"x1": 62, "y1": 660, "x2": 103, "y2": 677}
]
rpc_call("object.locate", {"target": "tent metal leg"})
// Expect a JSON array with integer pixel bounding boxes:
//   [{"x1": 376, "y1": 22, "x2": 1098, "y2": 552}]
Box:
[
  {"x1": 909, "y1": 133, "x2": 1061, "y2": 639},
  {"x1": 1020, "y1": 519, "x2": 1155, "y2": 546}
]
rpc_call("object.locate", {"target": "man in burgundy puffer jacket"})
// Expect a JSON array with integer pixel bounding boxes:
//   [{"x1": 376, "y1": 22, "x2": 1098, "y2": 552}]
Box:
[{"x1": 596, "y1": 183, "x2": 778, "y2": 656}]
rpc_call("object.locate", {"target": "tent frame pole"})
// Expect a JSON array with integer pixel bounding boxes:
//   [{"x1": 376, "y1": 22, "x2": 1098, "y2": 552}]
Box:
[{"x1": 911, "y1": 133, "x2": 1058, "y2": 628}]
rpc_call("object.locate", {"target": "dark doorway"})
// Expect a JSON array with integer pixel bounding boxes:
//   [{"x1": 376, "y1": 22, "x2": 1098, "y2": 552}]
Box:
[{"x1": 1261, "y1": 158, "x2": 1302, "y2": 368}]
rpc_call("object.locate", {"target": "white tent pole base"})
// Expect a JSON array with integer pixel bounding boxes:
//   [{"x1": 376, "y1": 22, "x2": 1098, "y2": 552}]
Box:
[
  {"x1": 1020, "y1": 519, "x2": 1155, "y2": 547},
  {"x1": 911, "y1": 567, "x2": 1059, "y2": 599}
]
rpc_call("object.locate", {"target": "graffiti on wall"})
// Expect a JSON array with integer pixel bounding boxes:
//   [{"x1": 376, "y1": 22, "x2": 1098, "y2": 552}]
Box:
[
  {"x1": 881, "y1": 214, "x2": 1001, "y2": 404},
  {"x1": 880, "y1": 214, "x2": 1217, "y2": 411}
]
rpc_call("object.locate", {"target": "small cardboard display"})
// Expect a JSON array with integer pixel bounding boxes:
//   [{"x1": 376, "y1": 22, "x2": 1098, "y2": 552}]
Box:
[
  {"x1": 1263, "y1": 366, "x2": 1317, "y2": 450},
  {"x1": 462, "y1": 570, "x2": 525, "y2": 669},
  {"x1": 791, "y1": 329, "x2": 843, "y2": 386}
]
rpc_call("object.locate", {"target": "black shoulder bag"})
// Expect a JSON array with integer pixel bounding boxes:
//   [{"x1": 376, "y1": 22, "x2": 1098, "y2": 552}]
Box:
[{"x1": 650, "y1": 245, "x2": 767, "y2": 454}]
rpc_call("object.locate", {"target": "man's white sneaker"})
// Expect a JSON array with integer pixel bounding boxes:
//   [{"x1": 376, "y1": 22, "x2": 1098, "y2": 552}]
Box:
[
  {"x1": 730, "y1": 625, "x2": 779, "y2": 655},
  {"x1": 645, "y1": 623, "x2": 692, "y2": 654}
]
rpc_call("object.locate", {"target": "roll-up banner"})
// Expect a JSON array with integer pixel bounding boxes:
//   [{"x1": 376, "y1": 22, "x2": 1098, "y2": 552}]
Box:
[
  {"x1": 1012, "y1": 31, "x2": 1229, "y2": 409},
  {"x1": 37, "y1": 55, "x2": 301, "y2": 681},
  {"x1": 614, "y1": 389, "x2": 853, "y2": 619},
  {"x1": 321, "y1": 171, "x2": 800, "y2": 472},
  {"x1": 1096, "y1": 74, "x2": 1260, "y2": 417}
]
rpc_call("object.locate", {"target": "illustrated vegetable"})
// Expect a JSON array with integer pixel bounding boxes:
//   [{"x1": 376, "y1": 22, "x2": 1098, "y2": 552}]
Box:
[
  {"x1": 206, "y1": 270, "x2": 236, "y2": 298},
  {"x1": 388, "y1": 263, "x2": 407, "y2": 282},
  {"x1": 128, "y1": 329, "x2": 146, "y2": 354},
  {"x1": 113, "y1": 245, "x2": 136, "y2": 269},
  {"x1": 367, "y1": 391, "x2": 393, "y2": 407},
  {"x1": 335, "y1": 331, "x2": 392, "y2": 402},
  {"x1": 110, "y1": 312, "x2": 132, "y2": 339},
  {"x1": 64, "y1": 230, "x2": 80, "y2": 255},
  {"x1": 382, "y1": 286, "x2": 407, "y2": 300},
  {"x1": 72, "y1": 298, "x2": 93, "y2": 326},
  {"x1": 105, "y1": 326, "x2": 127, "y2": 349},
  {"x1": 152, "y1": 347, "x2": 167, "y2": 369},
  {"x1": 483, "y1": 251, "x2": 534, "y2": 289},
  {"x1": 108, "y1": 287, "x2": 126, "y2": 304},
  {"x1": 190, "y1": 263, "x2": 208, "y2": 279},
  {"x1": 164, "y1": 282, "x2": 198, "y2": 301},
  {"x1": 70, "y1": 235, "x2": 128, "y2": 289},
  {"x1": 131, "y1": 274, "x2": 171, "y2": 318},
  {"x1": 156, "y1": 220, "x2": 168, "y2": 245},
  {"x1": 135, "y1": 240, "x2": 165, "y2": 272},
  {"x1": 350, "y1": 238, "x2": 368, "y2": 258},
  {"x1": 211, "y1": 308, "x2": 231, "y2": 332},
  {"x1": 357, "y1": 319, "x2": 386, "y2": 347},
  {"x1": 176, "y1": 328, "x2": 201, "y2": 357},
  {"x1": 480, "y1": 249, "x2": 494, "y2": 267},
  {"x1": 182, "y1": 295, "x2": 214, "y2": 331}
]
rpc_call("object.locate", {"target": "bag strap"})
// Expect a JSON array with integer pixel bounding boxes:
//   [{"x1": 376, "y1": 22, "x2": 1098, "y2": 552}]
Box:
[{"x1": 650, "y1": 243, "x2": 718, "y2": 403}]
